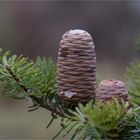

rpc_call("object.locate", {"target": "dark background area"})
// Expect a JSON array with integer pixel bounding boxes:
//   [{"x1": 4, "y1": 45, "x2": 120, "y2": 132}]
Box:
[{"x1": 0, "y1": 1, "x2": 140, "y2": 139}]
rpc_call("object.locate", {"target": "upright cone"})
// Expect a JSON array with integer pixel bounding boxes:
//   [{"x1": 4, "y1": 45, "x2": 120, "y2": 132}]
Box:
[
  {"x1": 57, "y1": 29, "x2": 96, "y2": 105},
  {"x1": 96, "y1": 79, "x2": 130, "y2": 104}
]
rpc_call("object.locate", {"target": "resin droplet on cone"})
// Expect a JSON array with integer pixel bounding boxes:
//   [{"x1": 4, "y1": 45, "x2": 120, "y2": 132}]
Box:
[
  {"x1": 57, "y1": 29, "x2": 96, "y2": 105},
  {"x1": 96, "y1": 79, "x2": 130, "y2": 104}
]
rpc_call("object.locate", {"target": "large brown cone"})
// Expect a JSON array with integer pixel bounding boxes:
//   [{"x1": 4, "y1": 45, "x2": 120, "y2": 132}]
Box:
[
  {"x1": 57, "y1": 29, "x2": 96, "y2": 105},
  {"x1": 96, "y1": 79, "x2": 130, "y2": 104}
]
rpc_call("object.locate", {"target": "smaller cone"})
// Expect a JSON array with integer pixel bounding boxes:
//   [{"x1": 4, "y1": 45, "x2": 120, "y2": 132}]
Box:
[{"x1": 95, "y1": 79, "x2": 130, "y2": 104}]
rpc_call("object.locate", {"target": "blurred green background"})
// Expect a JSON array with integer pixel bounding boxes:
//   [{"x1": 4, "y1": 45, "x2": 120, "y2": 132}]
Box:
[{"x1": 0, "y1": 1, "x2": 140, "y2": 139}]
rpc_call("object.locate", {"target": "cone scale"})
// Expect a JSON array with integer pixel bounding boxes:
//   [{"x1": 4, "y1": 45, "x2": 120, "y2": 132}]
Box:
[{"x1": 57, "y1": 29, "x2": 96, "y2": 105}]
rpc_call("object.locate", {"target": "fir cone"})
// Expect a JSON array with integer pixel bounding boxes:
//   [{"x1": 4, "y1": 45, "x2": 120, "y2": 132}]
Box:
[
  {"x1": 57, "y1": 29, "x2": 96, "y2": 105},
  {"x1": 95, "y1": 79, "x2": 130, "y2": 104}
]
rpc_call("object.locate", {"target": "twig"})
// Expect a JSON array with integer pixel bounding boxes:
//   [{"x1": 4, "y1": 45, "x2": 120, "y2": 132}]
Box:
[{"x1": 5, "y1": 64, "x2": 66, "y2": 117}]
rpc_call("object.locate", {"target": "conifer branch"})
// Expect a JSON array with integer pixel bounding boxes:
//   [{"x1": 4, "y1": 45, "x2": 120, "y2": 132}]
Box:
[
  {"x1": 0, "y1": 46, "x2": 140, "y2": 139},
  {"x1": 125, "y1": 60, "x2": 140, "y2": 105},
  {"x1": 5, "y1": 63, "x2": 28, "y2": 93},
  {"x1": 0, "y1": 49, "x2": 66, "y2": 117}
]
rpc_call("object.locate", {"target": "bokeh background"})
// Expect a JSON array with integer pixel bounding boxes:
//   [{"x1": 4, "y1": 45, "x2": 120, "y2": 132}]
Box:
[{"x1": 0, "y1": 1, "x2": 140, "y2": 139}]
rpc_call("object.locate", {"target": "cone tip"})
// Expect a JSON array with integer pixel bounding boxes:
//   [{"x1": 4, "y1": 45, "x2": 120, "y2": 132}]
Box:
[
  {"x1": 69, "y1": 29, "x2": 86, "y2": 34},
  {"x1": 99, "y1": 79, "x2": 125, "y2": 87},
  {"x1": 68, "y1": 29, "x2": 92, "y2": 37},
  {"x1": 61, "y1": 29, "x2": 94, "y2": 48}
]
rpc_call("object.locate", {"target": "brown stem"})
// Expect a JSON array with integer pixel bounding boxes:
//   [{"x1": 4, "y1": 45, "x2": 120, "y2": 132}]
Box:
[{"x1": 5, "y1": 64, "x2": 28, "y2": 93}]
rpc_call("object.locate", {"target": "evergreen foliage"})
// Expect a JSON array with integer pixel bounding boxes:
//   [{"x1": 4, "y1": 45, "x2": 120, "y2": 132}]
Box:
[
  {"x1": 125, "y1": 61, "x2": 140, "y2": 105},
  {"x1": 0, "y1": 48, "x2": 140, "y2": 139},
  {"x1": 0, "y1": 49, "x2": 46, "y2": 98},
  {"x1": 0, "y1": 49, "x2": 64, "y2": 115},
  {"x1": 63, "y1": 101, "x2": 140, "y2": 140}
]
